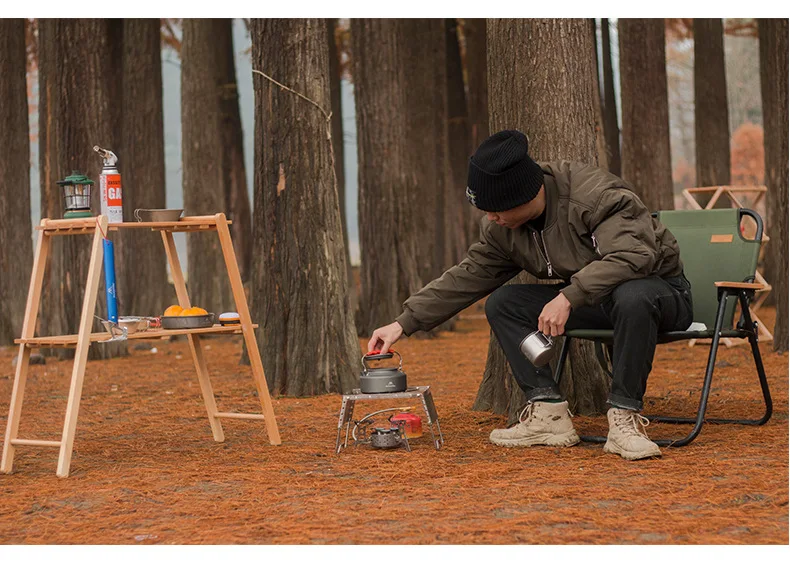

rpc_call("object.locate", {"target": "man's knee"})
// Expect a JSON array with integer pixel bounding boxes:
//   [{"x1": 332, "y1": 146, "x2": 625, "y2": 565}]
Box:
[{"x1": 485, "y1": 286, "x2": 518, "y2": 324}]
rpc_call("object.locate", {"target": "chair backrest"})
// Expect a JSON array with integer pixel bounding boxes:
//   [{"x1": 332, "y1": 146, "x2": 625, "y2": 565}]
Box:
[{"x1": 656, "y1": 208, "x2": 762, "y2": 329}]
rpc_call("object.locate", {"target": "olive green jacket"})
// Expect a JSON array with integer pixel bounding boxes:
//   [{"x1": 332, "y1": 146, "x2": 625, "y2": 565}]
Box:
[{"x1": 395, "y1": 161, "x2": 683, "y2": 336}]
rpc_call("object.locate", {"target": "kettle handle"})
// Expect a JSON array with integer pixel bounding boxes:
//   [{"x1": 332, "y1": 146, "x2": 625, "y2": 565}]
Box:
[{"x1": 362, "y1": 350, "x2": 403, "y2": 371}]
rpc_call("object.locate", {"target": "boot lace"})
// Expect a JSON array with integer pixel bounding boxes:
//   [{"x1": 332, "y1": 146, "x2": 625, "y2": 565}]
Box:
[
  {"x1": 518, "y1": 401, "x2": 573, "y2": 424},
  {"x1": 613, "y1": 409, "x2": 650, "y2": 438},
  {"x1": 518, "y1": 402, "x2": 536, "y2": 424}
]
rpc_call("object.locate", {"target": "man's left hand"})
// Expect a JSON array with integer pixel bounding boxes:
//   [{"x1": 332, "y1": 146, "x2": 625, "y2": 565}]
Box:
[{"x1": 538, "y1": 292, "x2": 572, "y2": 337}]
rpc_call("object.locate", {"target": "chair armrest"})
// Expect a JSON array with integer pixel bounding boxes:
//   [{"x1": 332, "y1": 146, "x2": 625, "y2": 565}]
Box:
[{"x1": 715, "y1": 281, "x2": 765, "y2": 290}]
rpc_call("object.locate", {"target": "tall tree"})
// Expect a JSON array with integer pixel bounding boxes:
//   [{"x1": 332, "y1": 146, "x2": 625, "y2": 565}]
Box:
[
  {"x1": 352, "y1": 19, "x2": 451, "y2": 336},
  {"x1": 601, "y1": 18, "x2": 622, "y2": 176},
  {"x1": 181, "y1": 19, "x2": 235, "y2": 313},
  {"x1": 694, "y1": 18, "x2": 731, "y2": 197},
  {"x1": 619, "y1": 19, "x2": 675, "y2": 211},
  {"x1": 759, "y1": 18, "x2": 788, "y2": 352},
  {"x1": 402, "y1": 19, "x2": 451, "y2": 288},
  {"x1": 118, "y1": 18, "x2": 172, "y2": 317},
  {"x1": 446, "y1": 18, "x2": 473, "y2": 264},
  {"x1": 463, "y1": 18, "x2": 488, "y2": 245},
  {"x1": 38, "y1": 19, "x2": 125, "y2": 360},
  {"x1": 216, "y1": 20, "x2": 253, "y2": 283},
  {"x1": 250, "y1": 18, "x2": 359, "y2": 395},
  {"x1": 327, "y1": 18, "x2": 355, "y2": 316},
  {"x1": 473, "y1": 19, "x2": 611, "y2": 421},
  {"x1": 0, "y1": 19, "x2": 33, "y2": 345}
]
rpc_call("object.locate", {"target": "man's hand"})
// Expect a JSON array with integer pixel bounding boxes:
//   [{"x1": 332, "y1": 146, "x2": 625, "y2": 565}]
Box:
[
  {"x1": 367, "y1": 321, "x2": 404, "y2": 355},
  {"x1": 368, "y1": 322, "x2": 403, "y2": 354},
  {"x1": 538, "y1": 293, "x2": 572, "y2": 337}
]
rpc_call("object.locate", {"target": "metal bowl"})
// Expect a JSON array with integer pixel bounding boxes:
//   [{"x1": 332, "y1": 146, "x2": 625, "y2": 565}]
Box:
[
  {"x1": 134, "y1": 208, "x2": 184, "y2": 222},
  {"x1": 101, "y1": 317, "x2": 150, "y2": 335},
  {"x1": 161, "y1": 313, "x2": 215, "y2": 329}
]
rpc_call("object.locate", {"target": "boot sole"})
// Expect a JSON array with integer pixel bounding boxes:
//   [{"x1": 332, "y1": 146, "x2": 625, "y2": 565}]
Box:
[
  {"x1": 603, "y1": 440, "x2": 662, "y2": 460},
  {"x1": 490, "y1": 432, "x2": 581, "y2": 448}
]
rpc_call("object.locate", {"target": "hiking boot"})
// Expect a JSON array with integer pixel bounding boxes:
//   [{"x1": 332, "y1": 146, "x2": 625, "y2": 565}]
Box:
[
  {"x1": 603, "y1": 407, "x2": 662, "y2": 460},
  {"x1": 489, "y1": 401, "x2": 581, "y2": 448}
]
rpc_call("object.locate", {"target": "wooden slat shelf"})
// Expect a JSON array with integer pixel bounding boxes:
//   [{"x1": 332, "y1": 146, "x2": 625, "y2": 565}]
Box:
[
  {"x1": 36, "y1": 216, "x2": 232, "y2": 235},
  {"x1": 15, "y1": 323, "x2": 257, "y2": 347}
]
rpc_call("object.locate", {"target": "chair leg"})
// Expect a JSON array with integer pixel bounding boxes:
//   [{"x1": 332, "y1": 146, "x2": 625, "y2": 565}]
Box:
[
  {"x1": 552, "y1": 336, "x2": 572, "y2": 385},
  {"x1": 647, "y1": 291, "x2": 773, "y2": 429}
]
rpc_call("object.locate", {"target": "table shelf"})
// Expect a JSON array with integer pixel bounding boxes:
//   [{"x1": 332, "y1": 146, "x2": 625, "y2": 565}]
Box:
[{"x1": 15, "y1": 323, "x2": 257, "y2": 347}]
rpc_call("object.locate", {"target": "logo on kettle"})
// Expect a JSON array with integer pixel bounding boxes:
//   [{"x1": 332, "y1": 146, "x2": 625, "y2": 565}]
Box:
[{"x1": 465, "y1": 186, "x2": 477, "y2": 207}]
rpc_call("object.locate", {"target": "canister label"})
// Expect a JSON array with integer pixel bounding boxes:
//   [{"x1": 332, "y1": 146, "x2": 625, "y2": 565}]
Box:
[{"x1": 101, "y1": 173, "x2": 123, "y2": 223}]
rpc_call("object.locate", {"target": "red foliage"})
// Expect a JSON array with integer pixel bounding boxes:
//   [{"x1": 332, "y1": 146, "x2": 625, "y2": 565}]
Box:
[
  {"x1": 673, "y1": 157, "x2": 696, "y2": 191},
  {"x1": 731, "y1": 122, "x2": 765, "y2": 186}
]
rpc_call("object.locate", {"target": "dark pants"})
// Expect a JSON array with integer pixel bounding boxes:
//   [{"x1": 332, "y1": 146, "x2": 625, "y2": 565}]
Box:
[{"x1": 485, "y1": 275, "x2": 694, "y2": 411}]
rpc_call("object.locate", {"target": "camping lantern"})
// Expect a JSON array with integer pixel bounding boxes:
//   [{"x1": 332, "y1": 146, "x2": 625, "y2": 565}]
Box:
[{"x1": 56, "y1": 171, "x2": 94, "y2": 219}]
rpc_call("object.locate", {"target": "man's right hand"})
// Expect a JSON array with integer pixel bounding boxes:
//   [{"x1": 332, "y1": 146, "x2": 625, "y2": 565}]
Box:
[{"x1": 367, "y1": 321, "x2": 404, "y2": 355}]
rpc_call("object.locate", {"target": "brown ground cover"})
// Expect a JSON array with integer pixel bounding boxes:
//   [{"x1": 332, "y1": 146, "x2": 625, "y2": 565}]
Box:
[{"x1": 0, "y1": 306, "x2": 787, "y2": 544}]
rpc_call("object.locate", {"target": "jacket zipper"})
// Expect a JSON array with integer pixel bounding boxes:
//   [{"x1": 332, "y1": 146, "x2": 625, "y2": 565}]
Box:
[{"x1": 532, "y1": 231, "x2": 554, "y2": 277}]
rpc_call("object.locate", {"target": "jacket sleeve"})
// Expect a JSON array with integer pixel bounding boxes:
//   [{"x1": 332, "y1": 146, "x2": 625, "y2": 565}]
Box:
[
  {"x1": 560, "y1": 188, "x2": 658, "y2": 308},
  {"x1": 396, "y1": 222, "x2": 521, "y2": 335}
]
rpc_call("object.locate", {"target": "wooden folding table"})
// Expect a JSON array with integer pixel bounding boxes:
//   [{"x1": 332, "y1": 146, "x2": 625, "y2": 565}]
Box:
[{"x1": 1, "y1": 213, "x2": 280, "y2": 478}]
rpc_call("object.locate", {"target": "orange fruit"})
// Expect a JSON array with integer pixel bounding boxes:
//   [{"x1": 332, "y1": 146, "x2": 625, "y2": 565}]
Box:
[
  {"x1": 164, "y1": 305, "x2": 183, "y2": 317},
  {"x1": 181, "y1": 307, "x2": 208, "y2": 317}
]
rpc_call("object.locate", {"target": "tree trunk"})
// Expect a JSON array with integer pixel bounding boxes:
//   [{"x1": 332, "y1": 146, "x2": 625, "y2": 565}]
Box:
[
  {"x1": 473, "y1": 19, "x2": 611, "y2": 422},
  {"x1": 401, "y1": 20, "x2": 450, "y2": 289},
  {"x1": 38, "y1": 18, "x2": 126, "y2": 360},
  {"x1": 181, "y1": 19, "x2": 234, "y2": 313},
  {"x1": 694, "y1": 19, "x2": 731, "y2": 197},
  {"x1": 446, "y1": 18, "x2": 472, "y2": 264},
  {"x1": 118, "y1": 18, "x2": 172, "y2": 317},
  {"x1": 601, "y1": 18, "x2": 622, "y2": 177},
  {"x1": 216, "y1": 20, "x2": 253, "y2": 284},
  {"x1": 0, "y1": 19, "x2": 33, "y2": 345},
  {"x1": 463, "y1": 18, "x2": 488, "y2": 246},
  {"x1": 759, "y1": 18, "x2": 789, "y2": 352},
  {"x1": 250, "y1": 18, "x2": 360, "y2": 395},
  {"x1": 327, "y1": 18, "x2": 356, "y2": 318},
  {"x1": 352, "y1": 19, "x2": 447, "y2": 337},
  {"x1": 619, "y1": 19, "x2": 674, "y2": 211}
]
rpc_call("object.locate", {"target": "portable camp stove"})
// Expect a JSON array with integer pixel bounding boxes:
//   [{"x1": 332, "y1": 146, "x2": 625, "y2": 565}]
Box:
[
  {"x1": 351, "y1": 414, "x2": 412, "y2": 452},
  {"x1": 335, "y1": 386, "x2": 444, "y2": 453}
]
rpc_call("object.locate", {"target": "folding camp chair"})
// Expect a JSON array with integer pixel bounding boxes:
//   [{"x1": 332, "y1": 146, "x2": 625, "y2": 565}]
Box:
[{"x1": 553, "y1": 208, "x2": 773, "y2": 447}]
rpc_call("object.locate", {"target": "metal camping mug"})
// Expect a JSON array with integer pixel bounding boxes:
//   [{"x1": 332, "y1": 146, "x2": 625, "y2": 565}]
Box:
[{"x1": 519, "y1": 331, "x2": 556, "y2": 367}]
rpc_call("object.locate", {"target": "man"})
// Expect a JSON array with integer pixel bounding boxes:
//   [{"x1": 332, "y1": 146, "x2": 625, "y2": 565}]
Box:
[{"x1": 368, "y1": 129, "x2": 693, "y2": 461}]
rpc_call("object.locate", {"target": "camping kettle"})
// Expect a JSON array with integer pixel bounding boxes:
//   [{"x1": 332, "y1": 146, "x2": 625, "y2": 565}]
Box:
[
  {"x1": 519, "y1": 331, "x2": 556, "y2": 367},
  {"x1": 359, "y1": 350, "x2": 407, "y2": 393}
]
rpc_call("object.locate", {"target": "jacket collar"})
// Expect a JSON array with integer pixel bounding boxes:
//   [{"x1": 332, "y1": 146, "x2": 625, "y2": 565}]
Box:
[{"x1": 524, "y1": 171, "x2": 558, "y2": 232}]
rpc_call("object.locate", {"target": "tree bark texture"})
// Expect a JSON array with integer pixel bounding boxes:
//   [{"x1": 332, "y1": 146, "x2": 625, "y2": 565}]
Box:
[
  {"x1": 619, "y1": 19, "x2": 674, "y2": 212},
  {"x1": 327, "y1": 18, "x2": 356, "y2": 316},
  {"x1": 446, "y1": 18, "x2": 473, "y2": 265},
  {"x1": 118, "y1": 18, "x2": 173, "y2": 317},
  {"x1": 474, "y1": 19, "x2": 611, "y2": 422},
  {"x1": 352, "y1": 19, "x2": 451, "y2": 337},
  {"x1": 759, "y1": 19, "x2": 789, "y2": 352},
  {"x1": 401, "y1": 20, "x2": 451, "y2": 289},
  {"x1": 216, "y1": 20, "x2": 253, "y2": 284},
  {"x1": 601, "y1": 18, "x2": 622, "y2": 177},
  {"x1": 0, "y1": 19, "x2": 33, "y2": 345},
  {"x1": 463, "y1": 18, "x2": 489, "y2": 246},
  {"x1": 694, "y1": 18, "x2": 731, "y2": 191},
  {"x1": 181, "y1": 19, "x2": 235, "y2": 314},
  {"x1": 38, "y1": 18, "x2": 126, "y2": 360},
  {"x1": 250, "y1": 18, "x2": 360, "y2": 395}
]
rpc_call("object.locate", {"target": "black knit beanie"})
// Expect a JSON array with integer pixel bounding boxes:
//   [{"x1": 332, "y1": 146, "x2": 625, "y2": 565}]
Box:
[{"x1": 466, "y1": 130, "x2": 545, "y2": 212}]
